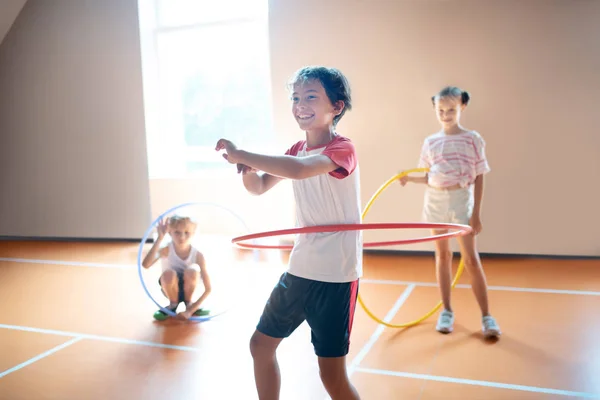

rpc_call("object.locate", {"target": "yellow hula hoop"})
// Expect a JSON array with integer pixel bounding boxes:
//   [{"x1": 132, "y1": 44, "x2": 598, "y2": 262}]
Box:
[{"x1": 358, "y1": 168, "x2": 465, "y2": 328}]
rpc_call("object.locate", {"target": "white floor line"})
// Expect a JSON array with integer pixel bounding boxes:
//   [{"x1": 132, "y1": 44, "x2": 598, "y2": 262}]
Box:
[
  {"x1": 2, "y1": 318, "x2": 598, "y2": 398},
  {"x1": 354, "y1": 367, "x2": 600, "y2": 399},
  {"x1": 478, "y1": 284, "x2": 600, "y2": 297},
  {"x1": 0, "y1": 257, "x2": 135, "y2": 269},
  {"x1": 0, "y1": 323, "x2": 201, "y2": 352},
  {"x1": 2, "y1": 256, "x2": 599, "y2": 296},
  {"x1": 360, "y1": 279, "x2": 600, "y2": 296},
  {"x1": 0, "y1": 337, "x2": 82, "y2": 378},
  {"x1": 323, "y1": 284, "x2": 416, "y2": 400},
  {"x1": 348, "y1": 284, "x2": 416, "y2": 377}
]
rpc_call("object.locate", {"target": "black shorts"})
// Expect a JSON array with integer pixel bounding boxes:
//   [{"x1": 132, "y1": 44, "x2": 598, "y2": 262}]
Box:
[
  {"x1": 158, "y1": 271, "x2": 185, "y2": 304},
  {"x1": 257, "y1": 272, "x2": 359, "y2": 358}
]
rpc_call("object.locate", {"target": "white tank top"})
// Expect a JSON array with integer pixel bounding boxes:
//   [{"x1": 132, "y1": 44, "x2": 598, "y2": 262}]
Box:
[
  {"x1": 284, "y1": 136, "x2": 363, "y2": 283},
  {"x1": 161, "y1": 242, "x2": 198, "y2": 273}
]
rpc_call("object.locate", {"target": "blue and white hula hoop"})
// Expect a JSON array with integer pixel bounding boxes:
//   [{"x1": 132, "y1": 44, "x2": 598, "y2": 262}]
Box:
[{"x1": 136, "y1": 202, "x2": 252, "y2": 322}]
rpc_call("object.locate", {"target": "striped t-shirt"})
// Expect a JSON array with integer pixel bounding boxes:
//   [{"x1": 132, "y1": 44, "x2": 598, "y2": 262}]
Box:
[{"x1": 418, "y1": 130, "x2": 491, "y2": 188}]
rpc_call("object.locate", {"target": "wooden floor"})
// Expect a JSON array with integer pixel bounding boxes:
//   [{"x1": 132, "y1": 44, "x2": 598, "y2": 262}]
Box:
[{"x1": 0, "y1": 240, "x2": 599, "y2": 399}]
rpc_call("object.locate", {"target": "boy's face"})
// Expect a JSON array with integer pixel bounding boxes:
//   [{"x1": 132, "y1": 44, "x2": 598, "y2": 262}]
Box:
[
  {"x1": 291, "y1": 79, "x2": 342, "y2": 132},
  {"x1": 170, "y1": 221, "x2": 196, "y2": 246}
]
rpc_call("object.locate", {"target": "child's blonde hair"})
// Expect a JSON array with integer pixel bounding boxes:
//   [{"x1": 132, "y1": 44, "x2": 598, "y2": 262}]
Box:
[{"x1": 168, "y1": 215, "x2": 197, "y2": 229}]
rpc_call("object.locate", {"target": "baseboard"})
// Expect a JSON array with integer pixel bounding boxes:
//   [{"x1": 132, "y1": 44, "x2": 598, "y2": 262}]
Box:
[
  {"x1": 276, "y1": 239, "x2": 599, "y2": 260},
  {"x1": 0, "y1": 236, "x2": 597, "y2": 260},
  {"x1": 361, "y1": 248, "x2": 600, "y2": 260},
  {"x1": 0, "y1": 236, "x2": 152, "y2": 243}
]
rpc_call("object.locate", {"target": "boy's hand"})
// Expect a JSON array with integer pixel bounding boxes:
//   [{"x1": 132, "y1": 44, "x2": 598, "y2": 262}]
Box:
[
  {"x1": 237, "y1": 163, "x2": 257, "y2": 174},
  {"x1": 215, "y1": 139, "x2": 243, "y2": 164},
  {"x1": 398, "y1": 175, "x2": 409, "y2": 186}
]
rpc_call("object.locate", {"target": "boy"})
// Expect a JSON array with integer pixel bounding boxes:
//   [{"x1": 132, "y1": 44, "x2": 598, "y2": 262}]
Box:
[{"x1": 216, "y1": 66, "x2": 362, "y2": 400}]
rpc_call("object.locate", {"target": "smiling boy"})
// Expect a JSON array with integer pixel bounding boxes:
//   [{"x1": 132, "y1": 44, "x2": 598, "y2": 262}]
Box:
[{"x1": 215, "y1": 66, "x2": 362, "y2": 400}]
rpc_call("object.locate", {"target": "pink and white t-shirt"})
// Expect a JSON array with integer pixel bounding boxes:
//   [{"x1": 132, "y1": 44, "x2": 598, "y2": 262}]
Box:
[
  {"x1": 418, "y1": 130, "x2": 491, "y2": 188},
  {"x1": 284, "y1": 135, "x2": 363, "y2": 283}
]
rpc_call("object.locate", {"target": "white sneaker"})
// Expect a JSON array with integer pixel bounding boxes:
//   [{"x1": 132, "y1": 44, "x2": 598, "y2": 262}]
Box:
[
  {"x1": 436, "y1": 310, "x2": 454, "y2": 333},
  {"x1": 482, "y1": 315, "x2": 501, "y2": 338}
]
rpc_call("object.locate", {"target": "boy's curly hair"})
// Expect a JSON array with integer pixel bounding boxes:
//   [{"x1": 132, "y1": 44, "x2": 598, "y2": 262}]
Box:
[{"x1": 288, "y1": 66, "x2": 352, "y2": 126}]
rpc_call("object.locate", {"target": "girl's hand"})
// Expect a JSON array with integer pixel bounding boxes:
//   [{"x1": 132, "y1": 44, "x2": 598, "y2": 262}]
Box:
[
  {"x1": 156, "y1": 217, "x2": 170, "y2": 238},
  {"x1": 398, "y1": 174, "x2": 409, "y2": 186},
  {"x1": 469, "y1": 215, "x2": 482, "y2": 235}
]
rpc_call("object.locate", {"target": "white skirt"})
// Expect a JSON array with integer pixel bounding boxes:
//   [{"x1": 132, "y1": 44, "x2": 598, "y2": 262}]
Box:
[{"x1": 422, "y1": 186, "x2": 473, "y2": 226}]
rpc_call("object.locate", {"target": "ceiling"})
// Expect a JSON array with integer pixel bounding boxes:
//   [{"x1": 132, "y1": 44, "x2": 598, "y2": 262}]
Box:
[{"x1": 0, "y1": 0, "x2": 27, "y2": 46}]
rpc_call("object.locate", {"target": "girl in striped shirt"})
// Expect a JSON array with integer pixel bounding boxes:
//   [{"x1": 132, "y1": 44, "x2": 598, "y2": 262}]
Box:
[{"x1": 399, "y1": 86, "x2": 501, "y2": 339}]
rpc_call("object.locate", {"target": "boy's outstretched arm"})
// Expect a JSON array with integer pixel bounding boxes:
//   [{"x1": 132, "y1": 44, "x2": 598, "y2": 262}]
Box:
[
  {"x1": 216, "y1": 139, "x2": 339, "y2": 181},
  {"x1": 241, "y1": 153, "x2": 336, "y2": 180}
]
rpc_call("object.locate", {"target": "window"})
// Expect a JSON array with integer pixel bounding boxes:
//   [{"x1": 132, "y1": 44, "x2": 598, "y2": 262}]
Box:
[{"x1": 140, "y1": 0, "x2": 274, "y2": 178}]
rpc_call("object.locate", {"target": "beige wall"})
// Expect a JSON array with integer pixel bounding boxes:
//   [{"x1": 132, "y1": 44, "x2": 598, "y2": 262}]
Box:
[
  {"x1": 0, "y1": 0, "x2": 598, "y2": 256},
  {"x1": 148, "y1": 177, "x2": 295, "y2": 241},
  {"x1": 0, "y1": 0, "x2": 26, "y2": 45},
  {"x1": 0, "y1": 0, "x2": 151, "y2": 239},
  {"x1": 265, "y1": 0, "x2": 600, "y2": 257}
]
